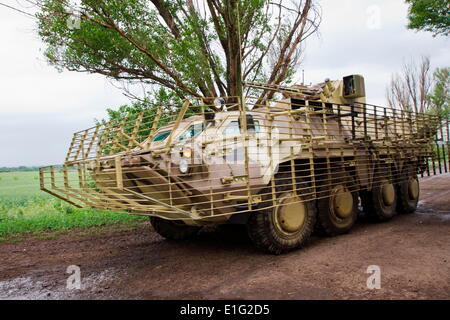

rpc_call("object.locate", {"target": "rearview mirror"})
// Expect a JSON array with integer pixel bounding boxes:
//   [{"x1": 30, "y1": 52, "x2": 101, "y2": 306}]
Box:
[{"x1": 239, "y1": 114, "x2": 256, "y2": 132}]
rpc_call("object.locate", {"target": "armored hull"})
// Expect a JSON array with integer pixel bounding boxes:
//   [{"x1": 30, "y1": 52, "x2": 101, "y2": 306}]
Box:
[{"x1": 40, "y1": 75, "x2": 450, "y2": 253}]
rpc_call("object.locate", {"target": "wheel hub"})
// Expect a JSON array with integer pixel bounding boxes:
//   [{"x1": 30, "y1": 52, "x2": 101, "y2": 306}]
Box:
[
  {"x1": 275, "y1": 193, "x2": 306, "y2": 233},
  {"x1": 381, "y1": 183, "x2": 395, "y2": 206},
  {"x1": 332, "y1": 186, "x2": 354, "y2": 218},
  {"x1": 408, "y1": 178, "x2": 419, "y2": 200}
]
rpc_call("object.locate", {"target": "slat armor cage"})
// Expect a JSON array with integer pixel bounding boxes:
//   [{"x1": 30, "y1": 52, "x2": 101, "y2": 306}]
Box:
[{"x1": 40, "y1": 90, "x2": 450, "y2": 224}]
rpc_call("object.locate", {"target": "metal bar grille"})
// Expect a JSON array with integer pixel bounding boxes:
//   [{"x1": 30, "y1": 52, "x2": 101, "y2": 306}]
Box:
[{"x1": 40, "y1": 95, "x2": 449, "y2": 223}]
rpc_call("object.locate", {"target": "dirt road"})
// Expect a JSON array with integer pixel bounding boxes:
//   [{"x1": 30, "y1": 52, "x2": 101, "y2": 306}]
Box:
[{"x1": 1, "y1": 174, "x2": 449, "y2": 300}]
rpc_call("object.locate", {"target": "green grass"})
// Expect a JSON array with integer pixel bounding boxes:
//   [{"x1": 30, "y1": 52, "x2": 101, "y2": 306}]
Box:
[
  {"x1": 0, "y1": 171, "x2": 49, "y2": 203},
  {"x1": 0, "y1": 171, "x2": 146, "y2": 240}
]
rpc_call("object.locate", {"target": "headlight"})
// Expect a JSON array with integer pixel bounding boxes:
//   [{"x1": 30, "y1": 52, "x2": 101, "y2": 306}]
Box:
[
  {"x1": 179, "y1": 159, "x2": 189, "y2": 174},
  {"x1": 182, "y1": 147, "x2": 192, "y2": 158},
  {"x1": 88, "y1": 161, "x2": 96, "y2": 170}
]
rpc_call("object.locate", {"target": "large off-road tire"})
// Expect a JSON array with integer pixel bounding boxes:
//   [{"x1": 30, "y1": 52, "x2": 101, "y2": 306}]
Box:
[
  {"x1": 360, "y1": 165, "x2": 397, "y2": 222},
  {"x1": 315, "y1": 168, "x2": 358, "y2": 236},
  {"x1": 246, "y1": 173, "x2": 317, "y2": 255},
  {"x1": 396, "y1": 164, "x2": 420, "y2": 214},
  {"x1": 149, "y1": 217, "x2": 200, "y2": 240}
]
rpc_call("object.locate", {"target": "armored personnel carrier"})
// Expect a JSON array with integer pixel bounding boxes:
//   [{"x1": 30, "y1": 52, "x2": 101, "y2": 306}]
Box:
[{"x1": 40, "y1": 75, "x2": 449, "y2": 254}]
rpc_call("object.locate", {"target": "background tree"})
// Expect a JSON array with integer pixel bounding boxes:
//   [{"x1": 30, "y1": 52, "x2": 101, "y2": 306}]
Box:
[
  {"x1": 386, "y1": 57, "x2": 449, "y2": 119},
  {"x1": 386, "y1": 56, "x2": 431, "y2": 113},
  {"x1": 31, "y1": 0, "x2": 320, "y2": 107},
  {"x1": 405, "y1": 0, "x2": 450, "y2": 37},
  {"x1": 428, "y1": 67, "x2": 450, "y2": 118}
]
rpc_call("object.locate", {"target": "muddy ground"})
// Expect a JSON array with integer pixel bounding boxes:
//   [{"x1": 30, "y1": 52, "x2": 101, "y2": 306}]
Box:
[{"x1": 1, "y1": 174, "x2": 449, "y2": 300}]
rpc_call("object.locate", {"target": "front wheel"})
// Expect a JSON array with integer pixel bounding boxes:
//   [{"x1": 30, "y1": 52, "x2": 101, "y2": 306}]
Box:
[
  {"x1": 247, "y1": 174, "x2": 317, "y2": 254},
  {"x1": 150, "y1": 217, "x2": 201, "y2": 240}
]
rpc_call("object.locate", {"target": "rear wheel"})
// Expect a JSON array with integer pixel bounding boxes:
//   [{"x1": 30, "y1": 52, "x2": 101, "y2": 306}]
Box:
[
  {"x1": 397, "y1": 165, "x2": 420, "y2": 214},
  {"x1": 316, "y1": 169, "x2": 358, "y2": 236},
  {"x1": 360, "y1": 166, "x2": 397, "y2": 222},
  {"x1": 150, "y1": 217, "x2": 201, "y2": 240},
  {"x1": 247, "y1": 173, "x2": 316, "y2": 254}
]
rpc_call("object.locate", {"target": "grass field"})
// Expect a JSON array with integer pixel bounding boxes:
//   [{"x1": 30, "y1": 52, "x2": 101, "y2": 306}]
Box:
[
  {"x1": 0, "y1": 171, "x2": 48, "y2": 203},
  {"x1": 0, "y1": 171, "x2": 146, "y2": 240}
]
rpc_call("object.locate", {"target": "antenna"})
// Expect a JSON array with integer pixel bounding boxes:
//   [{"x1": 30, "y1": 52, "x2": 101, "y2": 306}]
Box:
[{"x1": 302, "y1": 69, "x2": 305, "y2": 85}]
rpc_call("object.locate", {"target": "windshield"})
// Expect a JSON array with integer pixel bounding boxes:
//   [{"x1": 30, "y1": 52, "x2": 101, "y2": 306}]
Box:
[
  {"x1": 223, "y1": 120, "x2": 260, "y2": 138},
  {"x1": 152, "y1": 130, "x2": 171, "y2": 142},
  {"x1": 177, "y1": 123, "x2": 205, "y2": 141}
]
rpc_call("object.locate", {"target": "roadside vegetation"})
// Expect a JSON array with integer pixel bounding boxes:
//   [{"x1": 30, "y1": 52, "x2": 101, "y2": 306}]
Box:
[{"x1": 0, "y1": 170, "x2": 146, "y2": 241}]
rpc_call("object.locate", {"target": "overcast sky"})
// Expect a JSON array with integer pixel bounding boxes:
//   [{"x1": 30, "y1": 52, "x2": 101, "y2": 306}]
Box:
[{"x1": 0, "y1": 0, "x2": 448, "y2": 167}]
